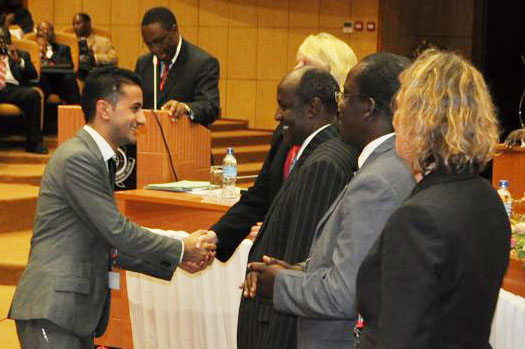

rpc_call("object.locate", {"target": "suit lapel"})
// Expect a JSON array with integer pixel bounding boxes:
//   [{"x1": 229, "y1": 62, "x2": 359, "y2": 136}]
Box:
[
  {"x1": 358, "y1": 136, "x2": 395, "y2": 173},
  {"x1": 77, "y1": 129, "x2": 114, "y2": 194},
  {"x1": 253, "y1": 124, "x2": 337, "y2": 245},
  {"x1": 159, "y1": 39, "x2": 188, "y2": 106}
]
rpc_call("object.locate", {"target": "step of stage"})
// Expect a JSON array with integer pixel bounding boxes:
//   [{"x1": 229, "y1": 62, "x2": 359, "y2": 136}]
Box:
[
  {"x1": 0, "y1": 135, "x2": 58, "y2": 151},
  {"x1": 212, "y1": 130, "x2": 273, "y2": 148},
  {"x1": 209, "y1": 118, "x2": 249, "y2": 132},
  {"x1": 0, "y1": 184, "x2": 38, "y2": 233},
  {"x1": 0, "y1": 285, "x2": 19, "y2": 349},
  {"x1": 0, "y1": 148, "x2": 52, "y2": 164},
  {"x1": 212, "y1": 144, "x2": 270, "y2": 164},
  {"x1": 0, "y1": 164, "x2": 45, "y2": 186},
  {"x1": 0, "y1": 229, "x2": 31, "y2": 286}
]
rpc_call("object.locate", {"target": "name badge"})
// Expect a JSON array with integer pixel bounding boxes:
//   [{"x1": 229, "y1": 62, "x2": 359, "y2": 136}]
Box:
[{"x1": 108, "y1": 271, "x2": 121, "y2": 290}]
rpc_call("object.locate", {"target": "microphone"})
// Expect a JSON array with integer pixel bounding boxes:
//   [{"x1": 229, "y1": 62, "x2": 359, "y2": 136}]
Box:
[{"x1": 152, "y1": 55, "x2": 158, "y2": 111}]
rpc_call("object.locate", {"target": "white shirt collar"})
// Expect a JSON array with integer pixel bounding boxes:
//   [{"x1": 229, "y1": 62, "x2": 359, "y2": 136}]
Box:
[
  {"x1": 164, "y1": 35, "x2": 183, "y2": 71},
  {"x1": 83, "y1": 125, "x2": 116, "y2": 165},
  {"x1": 295, "y1": 124, "x2": 331, "y2": 161},
  {"x1": 357, "y1": 132, "x2": 395, "y2": 168}
]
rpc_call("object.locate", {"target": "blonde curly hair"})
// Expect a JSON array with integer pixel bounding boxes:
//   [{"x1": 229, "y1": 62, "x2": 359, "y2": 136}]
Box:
[
  {"x1": 296, "y1": 33, "x2": 358, "y2": 90},
  {"x1": 393, "y1": 49, "x2": 500, "y2": 173}
]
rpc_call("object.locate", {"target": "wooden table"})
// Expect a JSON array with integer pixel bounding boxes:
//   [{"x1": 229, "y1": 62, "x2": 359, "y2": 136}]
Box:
[{"x1": 96, "y1": 189, "x2": 232, "y2": 349}]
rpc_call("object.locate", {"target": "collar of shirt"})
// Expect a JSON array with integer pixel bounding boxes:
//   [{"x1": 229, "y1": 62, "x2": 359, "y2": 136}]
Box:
[
  {"x1": 357, "y1": 132, "x2": 395, "y2": 169},
  {"x1": 295, "y1": 123, "x2": 331, "y2": 162},
  {"x1": 83, "y1": 125, "x2": 116, "y2": 172},
  {"x1": 162, "y1": 35, "x2": 183, "y2": 72}
]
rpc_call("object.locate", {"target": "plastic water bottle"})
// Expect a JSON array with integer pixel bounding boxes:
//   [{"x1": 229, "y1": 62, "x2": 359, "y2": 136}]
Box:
[
  {"x1": 222, "y1": 147, "x2": 237, "y2": 200},
  {"x1": 497, "y1": 180, "x2": 513, "y2": 218}
]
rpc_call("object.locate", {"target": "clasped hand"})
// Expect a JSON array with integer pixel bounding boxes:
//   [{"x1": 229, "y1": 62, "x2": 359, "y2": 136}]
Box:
[
  {"x1": 240, "y1": 255, "x2": 302, "y2": 299},
  {"x1": 180, "y1": 230, "x2": 217, "y2": 273}
]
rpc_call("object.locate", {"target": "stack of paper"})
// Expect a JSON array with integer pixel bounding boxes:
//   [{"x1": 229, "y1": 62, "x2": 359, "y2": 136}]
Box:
[{"x1": 144, "y1": 180, "x2": 210, "y2": 192}]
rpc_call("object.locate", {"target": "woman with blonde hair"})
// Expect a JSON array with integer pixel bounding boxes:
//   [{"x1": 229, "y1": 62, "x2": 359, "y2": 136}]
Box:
[
  {"x1": 355, "y1": 49, "x2": 511, "y2": 348},
  {"x1": 296, "y1": 32, "x2": 358, "y2": 89}
]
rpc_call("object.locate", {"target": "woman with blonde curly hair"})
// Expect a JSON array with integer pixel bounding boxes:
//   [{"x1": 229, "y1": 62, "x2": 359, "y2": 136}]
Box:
[
  {"x1": 355, "y1": 49, "x2": 511, "y2": 348},
  {"x1": 295, "y1": 32, "x2": 358, "y2": 90}
]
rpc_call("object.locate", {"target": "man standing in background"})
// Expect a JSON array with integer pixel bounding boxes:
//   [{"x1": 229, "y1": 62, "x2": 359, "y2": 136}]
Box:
[{"x1": 136, "y1": 7, "x2": 220, "y2": 126}]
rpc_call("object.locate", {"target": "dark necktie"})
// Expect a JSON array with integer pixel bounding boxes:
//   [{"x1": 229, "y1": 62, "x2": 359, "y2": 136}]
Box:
[{"x1": 107, "y1": 158, "x2": 116, "y2": 189}]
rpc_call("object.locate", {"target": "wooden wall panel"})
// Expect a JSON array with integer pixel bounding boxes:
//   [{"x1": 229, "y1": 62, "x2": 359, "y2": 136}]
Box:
[
  {"x1": 31, "y1": 0, "x2": 380, "y2": 130},
  {"x1": 82, "y1": 0, "x2": 111, "y2": 26}
]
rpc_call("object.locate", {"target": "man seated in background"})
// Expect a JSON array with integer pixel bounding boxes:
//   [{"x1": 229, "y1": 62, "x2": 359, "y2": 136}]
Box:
[
  {"x1": 136, "y1": 7, "x2": 219, "y2": 126},
  {"x1": 36, "y1": 21, "x2": 80, "y2": 104},
  {"x1": 0, "y1": 26, "x2": 46, "y2": 154},
  {"x1": 0, "y1": 0, "x2": 33, "y2": 36},
  {"x1": 72, "y1": 12, "x2": 117, "y2": 79}
]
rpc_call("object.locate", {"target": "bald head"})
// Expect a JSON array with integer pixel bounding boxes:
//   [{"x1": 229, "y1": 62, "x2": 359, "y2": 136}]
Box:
[{"x1": 37, "y1": 21, "x2": 54, "y2": 42}]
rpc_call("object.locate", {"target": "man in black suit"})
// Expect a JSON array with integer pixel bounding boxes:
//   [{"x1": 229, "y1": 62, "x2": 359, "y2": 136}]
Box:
[
  {"x1": 236, "y1": 67, "x2": 359, "y2": 349},
  {"x1": 0, "y1": 26, "x2": 46, "y2": 154},
  {"x1": 36, "y1": 21, "x2": 80, "y2": 104},
  {"x1": 135, "y1": 7, "x2": 219, "y2": 126}
]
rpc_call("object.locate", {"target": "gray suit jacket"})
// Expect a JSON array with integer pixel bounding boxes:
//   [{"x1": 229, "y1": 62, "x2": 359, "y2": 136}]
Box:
[
  {"x1": 9, "y1": 129, "x2": 183, "y2": 337},
  {"x1": 273, "y1": 137, "x2": 416, "y2": 349}
]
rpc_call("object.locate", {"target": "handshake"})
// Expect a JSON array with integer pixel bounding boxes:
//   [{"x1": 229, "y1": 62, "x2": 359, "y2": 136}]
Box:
[{"x1": 180, "y1": 230, "x2": 218, "y2": 273}]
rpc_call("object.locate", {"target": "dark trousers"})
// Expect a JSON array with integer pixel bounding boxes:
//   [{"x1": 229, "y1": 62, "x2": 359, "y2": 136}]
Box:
[
  {"x1": 16, "y1": 319, "x2": 94, "y2": 349},
  {"x1": 0, "y1": 83, "x2": 42, "y2": 146},
  {"x1": 39, "y1": 72, "x2": 81, "y2": 104}
]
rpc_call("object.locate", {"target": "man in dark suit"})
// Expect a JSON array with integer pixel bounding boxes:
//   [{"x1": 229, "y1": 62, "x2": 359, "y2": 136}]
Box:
[
  {"x1": 247, "y1": 54, "x2": 415, "y2": 348},
  {"x1": 236, "y1": 67, "x2": 359, "y2": 349},
  {"x1": 36, "y1": 21, "x2": 80, "y2": 104},
  {"x1": 136, "y1": 6, "x2": 219, "y2": 126},
  {"x1": 9, "y1": 66, "x2": 217, "y2": 348},
  {"x1": 0, "y1": 26, "x2": 46, "y2": 153}
]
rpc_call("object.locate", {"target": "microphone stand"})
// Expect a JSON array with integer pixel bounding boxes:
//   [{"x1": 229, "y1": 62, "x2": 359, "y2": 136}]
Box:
[{"x1": 153, "y1": 55, "x2": 158, "y2": 111}]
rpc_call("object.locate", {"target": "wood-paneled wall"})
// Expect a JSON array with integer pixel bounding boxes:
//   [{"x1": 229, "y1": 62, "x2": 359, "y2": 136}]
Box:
[
  {"x1": 29, "y1": 0, "x2": 379, "y2": 130},
  {"x1": 379, "y1": 0, "x2": 477, "y2": 60}
]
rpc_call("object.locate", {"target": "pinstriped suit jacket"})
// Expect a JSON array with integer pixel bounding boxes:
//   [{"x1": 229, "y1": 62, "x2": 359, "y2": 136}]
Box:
[{"x1": 237, "y1": 124, "x2": 359, "y2": 349}]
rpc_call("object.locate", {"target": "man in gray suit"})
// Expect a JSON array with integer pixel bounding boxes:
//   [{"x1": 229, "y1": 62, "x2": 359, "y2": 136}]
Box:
[
  {"x1": 9, "y1": 66, "x2": 216, "y2": 348},
  {"x1": 247, "y1": 53, "x2": 415, "y2": 348}
]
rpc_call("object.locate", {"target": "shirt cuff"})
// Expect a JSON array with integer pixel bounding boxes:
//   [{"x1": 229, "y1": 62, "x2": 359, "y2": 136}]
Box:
[
  {"x1": 179, "y1": 238, "x2": 184, "y2": 264},
  {"x1": 183, "y1": 103, "x2": 195, "y2": 121}
]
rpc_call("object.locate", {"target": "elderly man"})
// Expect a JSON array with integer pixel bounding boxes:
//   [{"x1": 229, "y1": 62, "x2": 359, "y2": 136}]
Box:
[
  {"x1": 247, "y1": 53, "x2": 416, "y2": 348},
  {"x1": 136, "y1": 7, "x2": 219, "y2": 126},
  {"x1": 235, "y1": 67, "x2": 359, "y2": 349},
  {"x1": 36, "y1": 21, "x2": 80, "y2": 104}
]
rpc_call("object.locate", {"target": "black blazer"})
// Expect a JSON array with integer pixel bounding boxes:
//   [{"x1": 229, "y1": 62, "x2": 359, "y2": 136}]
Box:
[
  {"x1": 212, "y1": 124, "x2": 288, "y2": 262},
  {"x1": 46, "y1": 42, "x2": 73, "y2": 67},
  {"x1": 237, "y1": 124, "x2": 359, "y2": 349},
  {"x1": 8, "y1": 49, "x2": 37, "y2": 85},
  {"x1": 134, "y1": 38, "x2": 220, "y2": 126},
  {"x1": 356, "y1": 169, "x2": 511, "y2": 348}
]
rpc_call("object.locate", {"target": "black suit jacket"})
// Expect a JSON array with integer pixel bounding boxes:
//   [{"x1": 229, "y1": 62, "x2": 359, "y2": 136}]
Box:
[
  {"x1": 237, "y1": 124, "x2": 359, "y2": 349},
  {"x1": 45, "y1": 42, "x2": 73, "y2": 67},
  {"x1": 356, "y1": 169, "x2": 511, "y2": 348},
  {"x1": 8, "y1": 49, "x2": 37, "y2": 85},
  {"x1": 212, "y1": 124, "x2": 288, "y2": 261},
  {"x1": 135, "y1": 38, "x2": 220, "y2": 126}
]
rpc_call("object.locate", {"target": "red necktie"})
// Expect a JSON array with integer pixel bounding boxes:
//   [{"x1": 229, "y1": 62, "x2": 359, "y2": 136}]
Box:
[
  {"x1": 159, "y1": 64, "x2": 169, "y2": 91},
  {"x1": 0, "y1": 59, "x2": 6, "y2": 90},
  {"x1": 283, "y1": 145, "x2": 300, "y2": 180}
]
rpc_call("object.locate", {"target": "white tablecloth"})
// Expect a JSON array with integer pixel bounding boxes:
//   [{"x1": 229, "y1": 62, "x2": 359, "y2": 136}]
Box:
[
  {"x1": 490, "y1": 289, "x2": 525, "y2": 349},
  {"x1": 128, "y1": 230, "x2": 525, "y2": 349},
  {"x1": 126, "y1": 229, "x2": 252, "y2": 349}
]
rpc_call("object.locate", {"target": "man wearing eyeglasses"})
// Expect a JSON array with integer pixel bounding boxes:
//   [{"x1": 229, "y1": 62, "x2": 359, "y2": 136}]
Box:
[
  {"x1": 136, "y1": 6, "x2": 219, "y2": 126},
  {"x1": 246, "y1": 53, "x2": 416, "y2": 348}
]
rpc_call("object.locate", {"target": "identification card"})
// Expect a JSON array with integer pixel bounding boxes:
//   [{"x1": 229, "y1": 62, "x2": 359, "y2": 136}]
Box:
[{"x1": 108, "y1": 271, "x2": 121, "y2": 290}]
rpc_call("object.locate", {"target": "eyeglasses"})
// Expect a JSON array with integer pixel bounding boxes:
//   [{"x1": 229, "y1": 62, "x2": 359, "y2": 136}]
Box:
[
  {"x1": 335, "y1": 92, "x2": 379, "y2": 112},
  {"x1": 334, "y1": 92, "x2": 369, "y2": 105}
]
